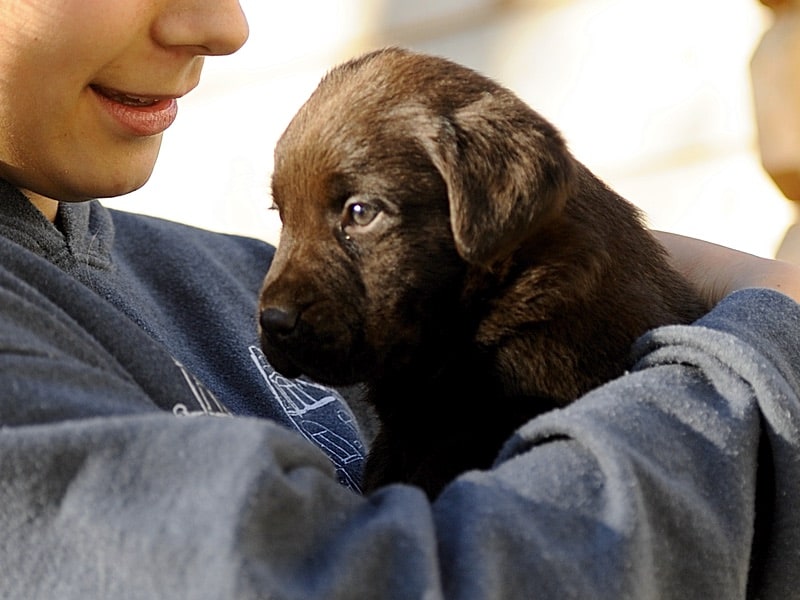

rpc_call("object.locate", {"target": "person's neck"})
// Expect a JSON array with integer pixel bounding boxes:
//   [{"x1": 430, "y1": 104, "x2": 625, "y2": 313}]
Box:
[{"x1": 21, "y1": 190, "x2": 59, "y2": 222}]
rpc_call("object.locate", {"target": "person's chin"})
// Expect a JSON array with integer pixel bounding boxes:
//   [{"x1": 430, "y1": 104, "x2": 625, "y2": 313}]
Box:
[
  {"x1": 59, "y1": 164, "x2": 156, "y2": 202},
  {"x1": 93, "y1": 145, "x2": 161, "y2": 199}
]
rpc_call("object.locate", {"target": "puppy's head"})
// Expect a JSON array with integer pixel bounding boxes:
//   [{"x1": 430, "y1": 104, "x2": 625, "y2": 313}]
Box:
[{"x1": 259, "y1": 48, "x2": 575, "y2": 385}]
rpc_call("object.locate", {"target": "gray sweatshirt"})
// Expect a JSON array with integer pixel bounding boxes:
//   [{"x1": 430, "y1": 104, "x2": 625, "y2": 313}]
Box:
[{"x1": 0, "y1": 179, "x2": 797, "y2": 599}]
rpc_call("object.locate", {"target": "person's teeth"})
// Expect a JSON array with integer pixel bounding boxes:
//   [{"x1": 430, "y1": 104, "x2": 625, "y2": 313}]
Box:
[
  {"x1": 100, "y1": 87, "x2": 159, "y2": 107},
  {"x1": 115, "y1": 93, "x2": 158, "y2": 107},
  {"x1": 125, "y1": 96, "x2": 157, "y2": 106}
]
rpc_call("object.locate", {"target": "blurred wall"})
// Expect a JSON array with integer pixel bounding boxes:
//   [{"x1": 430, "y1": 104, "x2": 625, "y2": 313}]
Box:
[{"x1": 106, "y1": 0, "x2": 792, "y2": 258}]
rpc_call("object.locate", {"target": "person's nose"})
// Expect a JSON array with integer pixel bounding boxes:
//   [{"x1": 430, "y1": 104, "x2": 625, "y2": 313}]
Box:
[{"x1": 152, "y1": 0, "x2": 249, "y2": 56}]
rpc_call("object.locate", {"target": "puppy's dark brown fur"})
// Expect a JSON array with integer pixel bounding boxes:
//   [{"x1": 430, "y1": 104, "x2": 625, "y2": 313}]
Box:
[{"x1": 259, "y1": 48, "x2": 707, "y2": 498}]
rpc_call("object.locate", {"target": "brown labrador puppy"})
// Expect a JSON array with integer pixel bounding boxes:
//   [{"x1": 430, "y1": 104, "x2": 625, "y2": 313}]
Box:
[{"x1": 259, "y1": 48, "x2": 707, "y2": 498}]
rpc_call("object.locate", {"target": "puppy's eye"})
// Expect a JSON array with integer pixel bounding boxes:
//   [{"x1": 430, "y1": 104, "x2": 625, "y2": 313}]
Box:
[{"x1": 343, "y1": 198, "x2": 381, "y2": 228}]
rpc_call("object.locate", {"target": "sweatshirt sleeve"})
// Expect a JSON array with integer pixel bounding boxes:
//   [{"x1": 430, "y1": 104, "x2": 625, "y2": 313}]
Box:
[{"x1": 1, "y1": 288, "x2": 799, "y2": 599}]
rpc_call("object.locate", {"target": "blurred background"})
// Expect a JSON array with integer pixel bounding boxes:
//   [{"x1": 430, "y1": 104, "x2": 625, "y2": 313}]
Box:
[{"x1": 106, "y1": 0, "x2": 796, "y2": 259}]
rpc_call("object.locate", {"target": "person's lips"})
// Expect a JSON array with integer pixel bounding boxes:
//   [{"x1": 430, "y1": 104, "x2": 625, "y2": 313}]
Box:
[{"x1": 90, "y1": 84, "x2": 180, "y2": 137}]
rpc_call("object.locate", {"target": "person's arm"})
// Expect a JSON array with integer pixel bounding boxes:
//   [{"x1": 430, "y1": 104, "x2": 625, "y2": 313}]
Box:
[
  {"x1": 3, "y1": 243, "x2": 800, "y2": 598},
  {"x1": 4, "y1": 288, "x2": 798, "y2": 599}
]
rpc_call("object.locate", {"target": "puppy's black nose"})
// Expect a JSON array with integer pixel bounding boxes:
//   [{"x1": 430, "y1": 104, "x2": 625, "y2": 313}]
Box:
[{"x1": 260, "y1": 306, "x2": 300, "y2": 336}]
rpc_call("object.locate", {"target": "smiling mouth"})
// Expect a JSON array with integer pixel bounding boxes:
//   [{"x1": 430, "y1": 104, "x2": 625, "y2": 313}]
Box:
[{"x1": 90, "y1": 83, "x2": 180, "y2": 137}]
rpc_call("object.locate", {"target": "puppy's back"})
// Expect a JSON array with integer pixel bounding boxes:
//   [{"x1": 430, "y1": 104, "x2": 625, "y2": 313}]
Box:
[{"x1": 476, "y1": 160, "x2": 707, "y2": 403}]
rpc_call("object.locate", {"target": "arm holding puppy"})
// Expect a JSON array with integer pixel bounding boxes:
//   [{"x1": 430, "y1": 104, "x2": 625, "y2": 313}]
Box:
[{"x1": 4, "y1": 234, "x2": 798, "y2": 599}]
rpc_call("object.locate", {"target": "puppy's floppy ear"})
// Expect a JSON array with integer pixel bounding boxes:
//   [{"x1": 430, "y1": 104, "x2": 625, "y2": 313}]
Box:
[{"x1": 423, "y1": 91, "x2": 576, "y2": 267}]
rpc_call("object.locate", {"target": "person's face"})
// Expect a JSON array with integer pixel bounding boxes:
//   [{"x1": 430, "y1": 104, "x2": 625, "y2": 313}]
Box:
[{"x1": 0, "y1": 0, "x2": 248, "y2": 203}]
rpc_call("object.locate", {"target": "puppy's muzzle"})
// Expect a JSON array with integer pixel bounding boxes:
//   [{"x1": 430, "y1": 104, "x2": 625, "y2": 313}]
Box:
[{"x1": 259, "y1": 299, "x2": 365, "y2": 384}]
